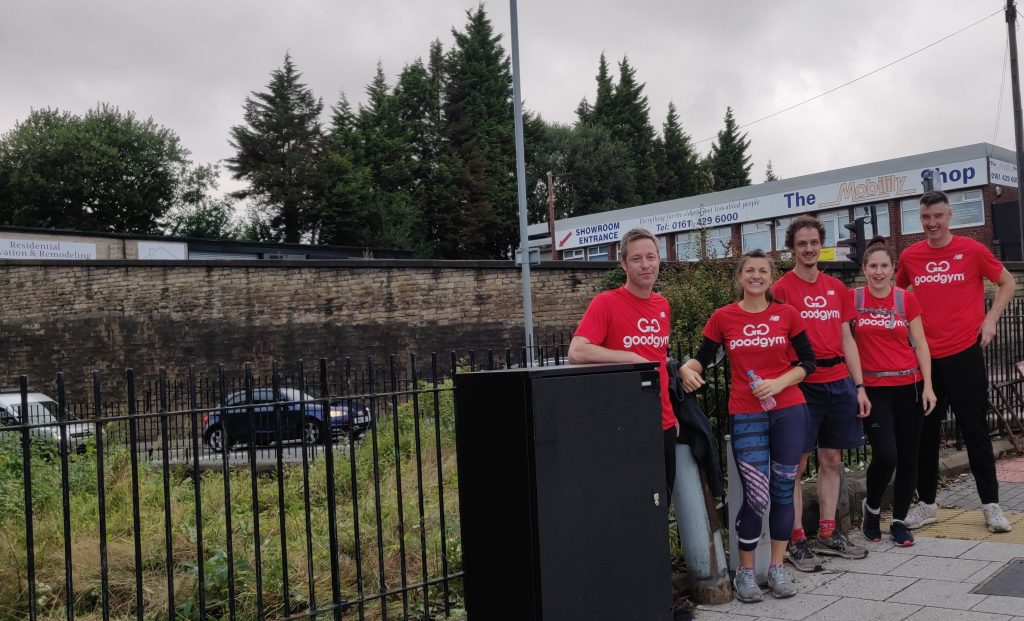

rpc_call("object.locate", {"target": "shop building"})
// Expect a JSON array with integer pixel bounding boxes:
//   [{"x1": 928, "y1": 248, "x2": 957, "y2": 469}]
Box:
[{"x1": 528, "y1": 143, "x2": 1022, "y2": 263}]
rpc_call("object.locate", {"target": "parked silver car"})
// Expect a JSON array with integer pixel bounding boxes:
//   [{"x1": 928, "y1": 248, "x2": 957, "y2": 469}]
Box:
[{"x1": 0, "y1": 391, "x2": 95, "y2": 454}]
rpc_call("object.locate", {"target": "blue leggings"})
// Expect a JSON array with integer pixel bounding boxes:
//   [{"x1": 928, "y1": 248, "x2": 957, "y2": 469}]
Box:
[{"x1": 730, "y1": 405, "x2": 808, "y2": 551}]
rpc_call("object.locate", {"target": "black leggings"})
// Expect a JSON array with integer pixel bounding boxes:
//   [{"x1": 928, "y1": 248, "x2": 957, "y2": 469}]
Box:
[
  {"x1": 664, "y1": 428, "x2": 676, "y2": 495},
  {"x1": 863, "y1": 383, "x2": 924, "y2": 520}
]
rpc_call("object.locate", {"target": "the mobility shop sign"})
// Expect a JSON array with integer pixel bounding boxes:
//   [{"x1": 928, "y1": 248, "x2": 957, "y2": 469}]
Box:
[{"x1": 0, "y1": 239, "x2": 97, "y2": 260}]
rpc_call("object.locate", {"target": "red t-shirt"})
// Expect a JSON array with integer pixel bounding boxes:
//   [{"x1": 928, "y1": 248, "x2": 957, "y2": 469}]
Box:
[
  {"x1": 849, "y1": 288, "x2": 923, "y2": 387},
  {"x1": 771, "y1": 271, "x2": 854, "y2": 384},
  {"x1": 574, "y1": 287, "x2": 674, "y2": 430},
  {"x1": 702, "y1": 301, "x2": 808, "y2": 415},
  {"x1": 895, "y1": 236, "x2": 1004, "y2": 358}
]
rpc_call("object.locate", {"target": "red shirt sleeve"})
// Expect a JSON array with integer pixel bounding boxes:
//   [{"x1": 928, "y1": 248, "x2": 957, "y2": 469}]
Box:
[
  {"x1": 770, "y1": 280, "x2": 787, "y2": 304},
  {"x1": 895, "y1": 251, "x2": 911, "y2": 289},
  {"x1": 785, "y1": 303, "x2": 808, "y2": 337},
  {"x1": 974, "y1": 240, "x2": 1005, "y2": 283},
  {"x1": 574, "y1": 293, "x2": 611, "y2": 345},
  {"x1": 837, "y1": 280, "x2": 856, "y2": 322},
  {"x1": 904, "y1": 290, "x2": 922, "y2": 322},
  {"x1": 702, "y1": 308, "x2": 723, "y2": 342}
]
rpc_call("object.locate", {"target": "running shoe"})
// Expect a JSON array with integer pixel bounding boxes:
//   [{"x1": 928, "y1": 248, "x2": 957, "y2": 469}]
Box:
[
  {"x1": 786, "y1": 538, "x2": 822, "y2": 572},
  {"x1": 903, "y1": 502, "x2": 938, "y2": 530},
  {"x1": 812, "y1": 530, "x2": 868, "y2": 559},
  {"x1": 862, "y1": 499, "x2": 881, "y2": 542},
  {"x1": 889, "y1": 520, "x2": 914, "y2": 547},
  {"x1": 733, "y1": 567, "x2": 763, "y2": 603},
  {"x1": 767, "y1": 563, "x2": 798, "y2": 599},
  {"x1": 983, "y1": 503, "x2": 1012, "y2": 533}
]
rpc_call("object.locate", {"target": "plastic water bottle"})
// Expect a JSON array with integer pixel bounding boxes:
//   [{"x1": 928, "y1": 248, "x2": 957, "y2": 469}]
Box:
[{"x1": 747, "y1": 370, "x2": 777, "y2": 411}]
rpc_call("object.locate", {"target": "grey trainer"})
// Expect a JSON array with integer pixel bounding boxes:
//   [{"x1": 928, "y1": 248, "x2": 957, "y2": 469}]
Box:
[
  {"x1": 733, "y1": 567, "x2": 764, "y2": 603},
  {"x1": 903, "y1": 502, "x2": 938, "y2": 530},
  {"x1": 983, "y1": 503, "x2": 1012, "y2": 533},
  {"x1": 812, "y1": 530, "x2": 868, "y2": 559},
  {"x1": 767, "y1": 563, "x2": 798, "y2": 599},
  {"x1": 786, "y1": 538, "x2": 823, "y2": 572}
]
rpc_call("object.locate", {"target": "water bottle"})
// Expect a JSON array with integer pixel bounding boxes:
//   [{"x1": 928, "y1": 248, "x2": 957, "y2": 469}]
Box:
[{"x1": 747, "y1": 370, "x2": 777, "y2": 411}]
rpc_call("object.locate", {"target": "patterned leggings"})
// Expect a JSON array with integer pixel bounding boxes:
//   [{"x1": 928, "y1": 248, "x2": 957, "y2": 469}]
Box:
[{"x1": 730, "y1": 405, "x2": 808, "y2": 551}]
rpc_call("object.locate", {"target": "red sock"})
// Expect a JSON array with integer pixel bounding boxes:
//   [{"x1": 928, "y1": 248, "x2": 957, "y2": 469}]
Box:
[
  {"x1": 819, "y1": 519, "x2": 836, "y2": 539},
  {"x1": 790, "y1": 528, "x2": 806, "y2": 545}
]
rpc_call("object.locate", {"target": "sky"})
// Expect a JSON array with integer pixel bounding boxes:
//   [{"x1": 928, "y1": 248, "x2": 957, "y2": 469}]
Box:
[{"x1": 0, "y1": 0, "x2": 1017, "y2": 215}]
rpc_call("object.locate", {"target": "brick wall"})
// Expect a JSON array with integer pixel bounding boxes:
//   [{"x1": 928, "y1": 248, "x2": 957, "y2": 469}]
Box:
[{"x1": 0, "y1": 260, "x2": 610, "y2": 397}]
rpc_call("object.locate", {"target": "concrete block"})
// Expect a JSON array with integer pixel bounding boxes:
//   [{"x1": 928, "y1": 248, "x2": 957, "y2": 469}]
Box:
[
  {"x1": 810, "y1": 572, "x2": 916, "y2": 601},
  {"x1": 802, "y1": 597, "x2": 919, "y2": 621},
  {"x1": 972, "y1": 596, "x2": 1024, "y2": 617},
  {"x1": 886, "y1": 555, "x2": 990, "y2": 581},
  {"x1": 887, "y1": 579, "x2": 988, "y2": 610}
]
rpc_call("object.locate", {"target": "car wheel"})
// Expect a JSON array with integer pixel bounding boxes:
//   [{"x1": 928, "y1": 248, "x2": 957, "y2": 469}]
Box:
[
  {"x1": 207, "y1": 426, "x2": 227, "y2": 453},
  {"x1": 303, "y1": 418, "x2": 322, "y2": 445}
]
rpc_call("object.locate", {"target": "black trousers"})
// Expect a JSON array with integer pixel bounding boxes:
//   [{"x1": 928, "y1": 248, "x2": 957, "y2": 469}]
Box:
[
  {"x1": 864, "y1": 383, "x2": 923, "y2": 521},
  {"x1": 917, "y1": 343, "x2": 999, "y2": 505}
]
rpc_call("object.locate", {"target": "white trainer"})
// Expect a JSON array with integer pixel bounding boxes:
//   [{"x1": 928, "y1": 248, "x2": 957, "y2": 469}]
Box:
[
  {"x1": 903, "y1": 502, "x2": 938, "y2": 530},
  {"x1": 983, "y1": 503, "x2": 1012, "y2": 533}
]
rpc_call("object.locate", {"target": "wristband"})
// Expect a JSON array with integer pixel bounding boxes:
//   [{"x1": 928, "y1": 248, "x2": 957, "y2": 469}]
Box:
[{"x1": 855, "y1": 383, "x2": 865, "y2": 389}]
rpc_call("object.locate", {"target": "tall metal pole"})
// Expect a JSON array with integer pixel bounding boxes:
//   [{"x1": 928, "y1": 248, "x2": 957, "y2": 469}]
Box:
[
  {"x1": 1007, "y1": 0, "x2": 1024, "y2": 260},
  {"x1": 510, "y1": 0, "x2": 535, "y2": 365}
]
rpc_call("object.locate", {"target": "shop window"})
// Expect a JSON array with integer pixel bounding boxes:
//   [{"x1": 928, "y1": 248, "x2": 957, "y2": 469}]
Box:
[
  {"x1": 741, "y1": 221, "x2": 772, "y2": 253},
  {"x1": 587, "y1": 245, "x2": 610, "y2": 262},
  {"x1": 563, "y1": 248, "x2": 584, "y2": 261}
]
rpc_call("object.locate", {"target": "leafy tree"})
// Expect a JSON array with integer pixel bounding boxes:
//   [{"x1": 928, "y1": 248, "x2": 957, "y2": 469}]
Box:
[
  {"x1": 318, "y1": 93, "x2": 375, "y2": 247},
  {"x1": 707, "y1": 106, "x2": 752, "y2": 191},
  {"x1": 234, "y1": 202, "x2": 275, "y2": 242},
  {"x1": 606, "y1": 56, "x2": 657, "y2": 202},
  {"x1": 227, "y1": 53, "x2": 323, "y2": 243},
  {"x1": 0, "y1": 105, "x2": 195, "y2": 233},
  {"x1": 442, "y1": 5, "x2": 517, "y2": 259},
  {"x1": 765, "y1": 159, "x2": 779, "y2": 182},
  {"x1": 654, "y1": 102, "x2": 701, "y2": 200},
  {"x1": 164, "y1": 164, "x2": 237, "y2": 239}
]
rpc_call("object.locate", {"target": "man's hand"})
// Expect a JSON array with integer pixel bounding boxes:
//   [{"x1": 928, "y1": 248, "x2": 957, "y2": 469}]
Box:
[
  {"x1": 679, "y1": 366, "x2": 705, "y2": 392},
  {"x1": 980, "y1": 319, "x2": 998, "y2": 348},
  {"x1": 856, "y1": 388, "x2": 871, "y2": 419}
]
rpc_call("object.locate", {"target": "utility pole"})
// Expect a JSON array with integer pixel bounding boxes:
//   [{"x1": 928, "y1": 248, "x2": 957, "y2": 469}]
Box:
[
  {"x1": 546, "y1": 171, "x2": 557, "y2": 260},
  {"x1": 510, "y1": 0, "x2": 535, "y2": 364},
  {"x1": 1007, "y1": 0, "x2": 1024, "y2": 260}
]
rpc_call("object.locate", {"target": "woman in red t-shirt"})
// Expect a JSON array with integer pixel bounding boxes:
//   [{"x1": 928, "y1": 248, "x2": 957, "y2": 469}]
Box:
[
  {"x1": 851, "y1": 237, "x2": 936, "y2": 547},
  {"x1": 680, "y1": 250, "x2": 815, "y2": 603}
]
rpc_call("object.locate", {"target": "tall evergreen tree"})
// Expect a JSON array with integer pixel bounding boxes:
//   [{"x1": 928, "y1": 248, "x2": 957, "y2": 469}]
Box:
[
  {"x1": 317, "y1": 92, "x2": 374, "y2": 246},
  {"x1": 606, "y1": 56, "x2": 657, "y2": 202},
  {"x1": 764, "y1": 159, "x2": 779, "y2": 182},
  {"x1": 654, "y1": 101, "x2": 700, "y2": 200},
  {"x1": 707, "y1": 106, "x2": 752, "y2": 192},
  {"x1": 576, "y1": 53, "x2": 614, "y2": 126},
  {"x1": 442, "y1": 5, "x2": 517, "y2": 259},
  {"x1": 227, "y1": 54, "x2": 324, "y2": 243}
]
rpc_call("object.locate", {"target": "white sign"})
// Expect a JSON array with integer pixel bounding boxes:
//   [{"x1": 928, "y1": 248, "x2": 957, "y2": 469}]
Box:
[
  {"x1": 138, "y1": 241, "x2": 187, "y2": 260},
  {"x1": 0, "y1": 238, "x2": 96, "y2": 260},
  {"x1": 555, "y1": 158, "x2": 988, "y2": 250},
  {"x1": 989, "y1": 158, "x2": 1018, "y2": 188}
]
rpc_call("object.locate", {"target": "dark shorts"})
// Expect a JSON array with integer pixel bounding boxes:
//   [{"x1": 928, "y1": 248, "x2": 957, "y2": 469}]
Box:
[{"x1": 798, "y1": 378, "x2": 864, "y2": 453}]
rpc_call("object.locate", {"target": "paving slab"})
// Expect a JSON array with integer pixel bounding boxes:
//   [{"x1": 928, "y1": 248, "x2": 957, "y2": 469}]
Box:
[
  {"x1": 802, "y1": 597, "x2": 919, "y2": 621},
  {"x1": 887, "y1": 578, "x2": 989, "y2": 610},
  {"x1": 729, "y1": 594, "x2": 837, "y2": 621},
  {"x1": 821, "y1": 550, "x2": 909, "y2": 574},
  {"x1": 903, "y1": 608, "x2": 1014, "y2": 620},
  {"x1": 886, "y1": 536, "x2": 979, "y2": 557},
  {"x1": 957, "y1": 540, "x2": 1024, "y2": 562},
  {"x1": 789, "y1": 569, "x2": 842, "y2": 591},
  {"x1": 972, "y1": 595, "x2": 1024, "y2": 617},
  {"x1": 692, "y1": 610, "x2": 760, "y2": 620},
  {"x1": 885, "y1": 554, "x2": 991, "y2": 581},
  {"x1": 809, "y1": 572, "x2": 917, "y2": 601},
  {"x1": 964, "y1": 560, "x2": 1009, "y2": 584}
]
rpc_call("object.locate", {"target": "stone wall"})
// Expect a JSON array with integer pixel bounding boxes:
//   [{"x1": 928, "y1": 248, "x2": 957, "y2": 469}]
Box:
[{"x1": 0, "y1": 259, "x2": 610, "y2": 397}]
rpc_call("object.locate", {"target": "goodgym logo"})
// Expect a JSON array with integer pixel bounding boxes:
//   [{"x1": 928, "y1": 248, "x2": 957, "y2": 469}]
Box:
[
  {"x1": 915, "y1": 259, "x2": 965, "y2": 286},
  {"x1": 622, "y1": 317, "x2": 669, "y2": 349},
  {"x1": 803, "y1": 295, "x2": 827, "y2": 308},
  {"x1": 742, "y1": 323, "x2": 770, "y2": 336},
  {"x1": 637, "y1": 318, "x2": 661, "y2": 333},
  {"x1": 730, "y1": 324, "x2": 787, "y2": 350}
]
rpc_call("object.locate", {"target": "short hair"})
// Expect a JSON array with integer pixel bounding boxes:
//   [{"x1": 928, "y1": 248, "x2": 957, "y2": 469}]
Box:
[
  {"x1": 920, "y1": 190, "x2": 949, "y2": 207},
  {"x1": 784, "y1": 215, "x2": 826, "y2": 250},
  {"x1": 862, "y1": 235, "x2": 895, "y2": 266},
  {"x1": 619, "y1": 228, "x2": 659, "y2": 260},
  {"x1": 735, "y1": 249, "x2": 778, "y2": 302}
]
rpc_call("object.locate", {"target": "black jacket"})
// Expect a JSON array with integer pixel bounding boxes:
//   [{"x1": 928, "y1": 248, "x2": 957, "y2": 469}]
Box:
[{"x1": 666, "y1": 358, "x2": 725, "y2": 497}]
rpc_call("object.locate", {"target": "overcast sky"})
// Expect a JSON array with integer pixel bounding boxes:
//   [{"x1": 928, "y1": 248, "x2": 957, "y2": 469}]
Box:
[{"x1": 0, "y1": 0, "x2": 1017, "y2": 211}]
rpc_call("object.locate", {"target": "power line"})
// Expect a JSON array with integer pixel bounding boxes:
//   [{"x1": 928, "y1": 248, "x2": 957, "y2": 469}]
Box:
[
  {"x1": 994, "y1": 35, "x2": 1009, "y2": 144},
  {"x1": 695, "y1": 7, "x2": 1004, "y2": 146}
]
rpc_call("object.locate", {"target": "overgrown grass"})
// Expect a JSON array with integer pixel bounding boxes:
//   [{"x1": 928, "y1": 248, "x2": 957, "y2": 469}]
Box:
[{"x1": 0, "y1": 382, "x2": 464, "y2": 620}]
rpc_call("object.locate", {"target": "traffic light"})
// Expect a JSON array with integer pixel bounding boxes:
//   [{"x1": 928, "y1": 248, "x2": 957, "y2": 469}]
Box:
[{"x1": 838, "y1": 217, "x2": 867, "y2": 264}]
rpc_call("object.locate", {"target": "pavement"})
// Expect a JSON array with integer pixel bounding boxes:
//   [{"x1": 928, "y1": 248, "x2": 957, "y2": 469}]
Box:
[{"x1": 694, "y1": 451, "x2": 1024, "y2": 620}]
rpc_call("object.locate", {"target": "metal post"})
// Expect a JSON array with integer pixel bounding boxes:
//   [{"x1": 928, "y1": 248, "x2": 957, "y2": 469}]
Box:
[
  {"x1": 1007, "y1": 0, "x2": 1024, "y2": 257},
  {"x1": 510, "y1": 0, "x2": 535, "y2": 365}
]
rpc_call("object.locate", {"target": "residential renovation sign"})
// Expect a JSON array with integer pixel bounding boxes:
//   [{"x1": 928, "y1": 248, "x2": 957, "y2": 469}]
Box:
[{"x1": 0, "y1": 238, "x2": 97, "y2": 260}]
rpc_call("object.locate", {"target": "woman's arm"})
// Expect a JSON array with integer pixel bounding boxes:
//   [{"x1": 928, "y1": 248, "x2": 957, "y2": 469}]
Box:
[
  {"x1": 750, "y1": 331, "x2": 814, "y2": 400},
  {"x1": 679, "y1": 336, "x2": 720, "y2": 392},
  {"x1": 908, "y1": 318, "x2": 937, "y2": 415}
]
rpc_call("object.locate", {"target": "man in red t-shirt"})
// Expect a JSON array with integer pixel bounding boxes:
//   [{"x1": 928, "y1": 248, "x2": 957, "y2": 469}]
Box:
[
  {"x1": 896, "y1": 190, "x2": 1016, "y2": 533},
  {"x1": 771, "y1": 215, "x2": 871, "y2": 569},
  {"x1": 569, "y1": 228, "x2": 677, "y2": 493}
]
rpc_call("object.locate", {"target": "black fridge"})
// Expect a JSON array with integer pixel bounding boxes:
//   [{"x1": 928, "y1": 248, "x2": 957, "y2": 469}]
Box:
[{"x1": 454, "y1": 362, "x2": 672, "y2": 620}]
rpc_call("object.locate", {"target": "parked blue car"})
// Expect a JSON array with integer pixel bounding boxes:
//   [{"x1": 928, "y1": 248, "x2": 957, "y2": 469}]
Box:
[{"x1": 202, "y1": 388, "x2": 370, "y2": 452}]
